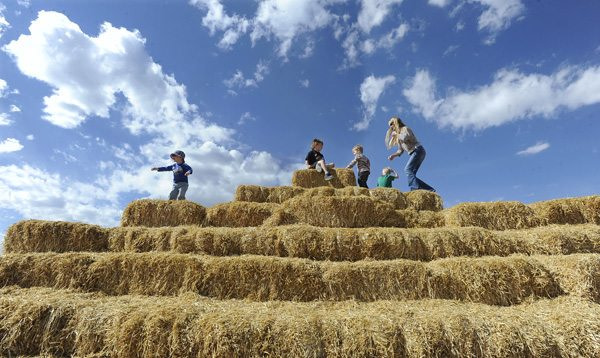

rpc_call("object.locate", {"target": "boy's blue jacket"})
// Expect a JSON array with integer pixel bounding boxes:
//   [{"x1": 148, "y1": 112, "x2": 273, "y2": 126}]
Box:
[{"x1": 157, "y1": 162, "x2": 193, "y2": 183}]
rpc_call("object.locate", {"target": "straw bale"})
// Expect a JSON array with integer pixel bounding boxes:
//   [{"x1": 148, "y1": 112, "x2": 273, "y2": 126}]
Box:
[
  {"x1": 267, "y1": 186, "x2": 306, "y2": 203},
  {"x1": 0, "y1": 253, "x2": 583, "y2": 304},
  {"x1": 120, "y1": 199, "x2": 206, "y2": 227},
  {"x1": 2, "y1": 288, "x2": 600, "y2": 357},
  {"x1": 445, "y1": 201, "x2": 540, "y2": 230},
  {"x1": 397, "y1": 209, "x2": 446, "y2": 228},
  {"x1": 4, "y1": 220, "x2": 108, "y2": 253},
  {"x1": 334, "y1": 186, "x2": 370, "y2": 197},
  {"x1": 535, "y1": 254, "x2": 600, "y2": 301},
  {"x1": 301, "y1": 186, "x2": 336, "y2": 197},
  {"x1": 369, "y1": 187, "x2": 409, "y2": 209},
  {"x1": 281, "y1": 195, "x2": 398, "y2": 227},
  {"x1": 234, "y1": 185, "x2": 270, "y2": 202},
  {"x1": 405, "y1": 190, "x2": 443, "y2": 211},
  {"x1": 206, "y1": 202, "x2": 279, "y2": 227},
  {"x1": 427, "y1": 255, "x2": 562, "y2": 306},
  {"x1": 291, "y1": 168, "x2": 356, "y2": 188},
  {"x1": 531, "y1": 196, "x2": 600, "y2": 225}
]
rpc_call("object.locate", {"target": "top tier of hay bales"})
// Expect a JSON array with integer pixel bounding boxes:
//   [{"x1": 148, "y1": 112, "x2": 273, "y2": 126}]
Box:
[
  {"x1": 235, "y1": 184, "x2": 443, "y2": 212},
  {"x1": 291, "y1": 168, "x2": 356, "y2": 188},
  {"x1": 121, "y1": 199, "x2": 206, "y2": 227}
]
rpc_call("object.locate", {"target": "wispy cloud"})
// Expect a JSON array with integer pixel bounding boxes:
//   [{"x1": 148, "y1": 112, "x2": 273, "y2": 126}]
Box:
[
  {"x1": 299, "y1": 79, "x2": 310, "y2": 88},
  {"x1": 517, "y1": 141, "x2": 550, "y2": 156},
  {"x1": 0, "y1": 138, "x2": 24, "y2": 153},
  {"x1": 224, "y1": 61, "x2": 269, "y2": 89},
  {"x1": 238, "y1": 111, "x2": 256, "y2": 125},
  {"x1": 355, "y1": 74, "x2": 396, "y2": 131}
]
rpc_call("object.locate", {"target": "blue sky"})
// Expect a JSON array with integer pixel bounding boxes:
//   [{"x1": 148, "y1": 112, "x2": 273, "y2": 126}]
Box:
[{"x1": 0, "y1": 0, "x2": 599, "y2": 239}]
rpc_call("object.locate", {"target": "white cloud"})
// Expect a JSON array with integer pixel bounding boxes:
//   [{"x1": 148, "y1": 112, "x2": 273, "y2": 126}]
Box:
[
  {"x1": 0, "y1": 138, "x2": 23, "y2": 153},
  {"x1": 517, "y1": 141, "x2": 550, "y2": 156},
  {"x1": 472, "y1": 0, "x2": 524, "y2": 35},
  {"x1": 0, "y1": 164, "x2": 122, "y2": 226},
  {"x1": 238, "y1": 111, "x2": 256, "y2": 125},
  {"x1": 191, "y1": 0, "x2": 342, "y2": 58},
  {"x1": 0, "y1": 113, "x2": 11, "y2": 126},
  {"x1": 189, "y1": 0, "x2": 250, "y2": 49},
  {"x1": 0, "y1": 4, "x2": 9, "y2": 39},
  {"x1": 355, "y1": 74, "x2": 396, "y2": 131},
  {"x1": 26, "y1": 134, "x2": 34, "y2": 140},
  {"x1": 403, "y1": 64, "x2": 600, "y2": 131},
  {"x1": 0, "y1": 78, "x2": 7, "y2": 97},
  {"x1": 9, "y1": 104, "x2": 20, "y2": 112},
  {"x1": 377, "y1": 22, "x2": 409, "y2": 49},
  {"x1": 357, "y1": 0, "x2": 404, "y2": 34},
  {"x1": 443, "y1": 44, "x2": 459, "y2": 56},
  {"x1": 299, "y1": 79, "x2": 310, "y2": 88},
  {"x1": 428, "y1": 0, "x2": 451, "y2": 7},
  {"x1": 251, "y1": 0, "x2": 340, "y2": 58},
  {"x1": 17, "y1": 0, "x2": 31, "y2": 8},
  {"x1": 224, "y1": 60, "x2": 269, "y2": 89}
]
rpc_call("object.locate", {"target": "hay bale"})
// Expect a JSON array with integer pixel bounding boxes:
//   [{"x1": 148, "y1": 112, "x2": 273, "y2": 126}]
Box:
[
  {"x1": 535, "y1": 254, "x2": 600, "y2": 302},
  {"x1": 531, "y1": 196, "x2": 600, "y2": 225},
  {"x1": 369, "y1": 187, "x2": 408, "y2": 209},
  {"x1": 206, "y1": 202, "x2": 279, "y2": 227},
  {"x1": 405, "y1": 190, "x2": 443, "y2": 211},
  {"x1": 397, "y1": 210, "x2": 446, "y2": 228},
  {"x1": 334, "y1": 186, "x2": 370, "y2": 197},
  {"x1": 4, "y1": 220, "x2": 108, "y2": 253},
  {"x1": 291, "y1": 168, "x2": 356, "y2": 188},
  {"x1": 267, "y1": 186, "x2": 306, "y2": 203},
  {"x1": 3, "y1": 287, "x2": 600, "y2": 357},
  {"x1": 120, "y1": 199, "x2": 206, "y2": 227},
  {"x1": 301, "y1": 186, "x2": 336, "y2": 197},
  {"x1": 445, "y1": 201, "x2": 540, "y2": 230},
  {"x1": 234, "y1": 185, "x2": 271, "y2": 202},
  {"x1": 281, "y1": 195, "x2": 398, "y2": 227}
]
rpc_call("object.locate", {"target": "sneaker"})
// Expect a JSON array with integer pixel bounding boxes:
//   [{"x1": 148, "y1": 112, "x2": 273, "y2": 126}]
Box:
[{"x1": 324, "y1": 172, "x2": 334, "y2": 181}]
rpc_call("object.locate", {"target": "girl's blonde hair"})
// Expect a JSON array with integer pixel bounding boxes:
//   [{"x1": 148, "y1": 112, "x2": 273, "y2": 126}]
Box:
[
  {"x1": 352, "y1": 144, "x2": 363, "y2": 153},
  {"x1": 385, "y1": 117, "x2": 406, "y2": 149}
]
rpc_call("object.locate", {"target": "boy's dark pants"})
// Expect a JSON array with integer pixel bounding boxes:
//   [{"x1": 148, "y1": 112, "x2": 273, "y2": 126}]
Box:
[{"x1": 357, "y1": 171, "x2": 370, "y2": 188}]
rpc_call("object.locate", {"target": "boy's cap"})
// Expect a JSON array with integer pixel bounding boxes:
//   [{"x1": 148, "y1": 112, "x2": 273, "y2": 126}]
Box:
[{"x1": 170, "y1": 150, "x2": 185, "y2": 159}]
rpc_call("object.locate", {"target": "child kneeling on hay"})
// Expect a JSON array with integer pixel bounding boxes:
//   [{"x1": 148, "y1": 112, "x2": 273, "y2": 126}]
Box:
[
  {"x1": 346, "y1": 144, "x2": 370, "y2": 188},
  {"x1": 151, "y1": 150, "x2": 193, "y2": 200},
  {"x1": 305, "y1": 138, "x2": 334, "y2": 181},
  {"x1": 377, "y1": 167, "x2": 398, "y2": 188}
]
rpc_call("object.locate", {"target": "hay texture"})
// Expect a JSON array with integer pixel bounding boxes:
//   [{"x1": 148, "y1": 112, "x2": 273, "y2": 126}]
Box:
[
  {"x1": 4, "y1": 220, "x2": 108, "y2": 253},
  {"x1": 2, "y1": 288, "x2": 600, "y2": 358},
  {"x1": 121, "y1": 199, "x2": 206, "y2": 227},
  {"x1": 235, "y1": 185, "x2": 306, "y2": 204},
  {"x1": 369, "y1": 187, "x2": 409, "y2": 209},
  {"x1": 530, "y1": 196, "x2": 600, "y2": 225},
  {"x1": 405, "y1": 190, "x2": 444, "y2": 211},
  {"x1": 291, "y1": 168, "x2": 356, "y2": 188},
  {"x1": 445, "y1": 201, "x2": 540, "y2": 230},
  {"x1": 206, "y1": 202, "x2": 278, "y2": 227},
  {"x1": 3, "y1": 252, "x2": 597, "y2": 304},
  {"x1": 279, "y1": 195, "x2": 399, "y2": 227}
]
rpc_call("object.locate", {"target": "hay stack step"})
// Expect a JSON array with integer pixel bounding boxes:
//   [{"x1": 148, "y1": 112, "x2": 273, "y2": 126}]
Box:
[
  {"x1": 1, "y1": 287, "x2": 599, "y2": 358},
  {"x1": 7, "y1": 220, "x2": 600, "y2": 262},
  {"x1": 445, "y1": 195, "x2": 600, "y2": 230},
  {"x1": 234, "y1": 185, "x2": 444, "y2": 211},
  {"x1": 291, "y1": 168, "x2": 356, "y2": 188},
  {"x1": 3, "y1": 252, "x2": 600, "y2": 304},
  {"x1": 121, "y1": 199, "x2": 206, "y2": 227}
]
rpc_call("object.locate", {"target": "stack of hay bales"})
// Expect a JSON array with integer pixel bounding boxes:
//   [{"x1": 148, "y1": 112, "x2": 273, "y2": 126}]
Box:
[{"x1": 2, "y1": 183, "x2": 600, "y2": 356}]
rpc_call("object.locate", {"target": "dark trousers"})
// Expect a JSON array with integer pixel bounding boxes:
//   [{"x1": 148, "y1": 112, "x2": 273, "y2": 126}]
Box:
[{"x1": 357, "y1": 171, "x2": 370, "y2": 188}]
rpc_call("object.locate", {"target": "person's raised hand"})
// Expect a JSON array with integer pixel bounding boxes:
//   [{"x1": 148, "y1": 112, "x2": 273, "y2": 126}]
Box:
[
  {"x1": 151, "y1": 167, "x2": 158, "y2": 171},
  {"x1": 388, "y1": 155, "x2": 394, "y2": 161}
]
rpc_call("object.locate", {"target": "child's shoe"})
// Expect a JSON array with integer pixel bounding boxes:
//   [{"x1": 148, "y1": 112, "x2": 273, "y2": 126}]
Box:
[{"x1": 324, "y1": 172, "x2": 334, "y2": 181}]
